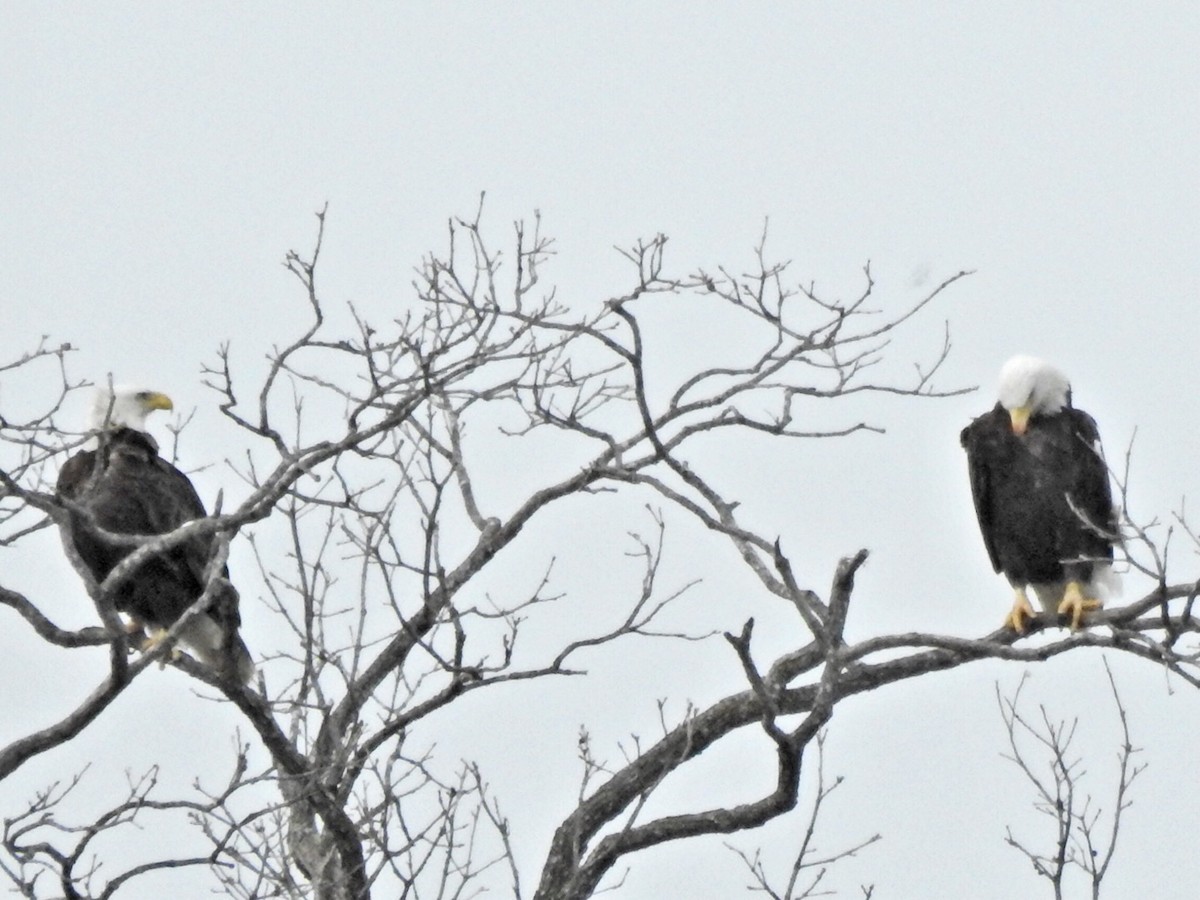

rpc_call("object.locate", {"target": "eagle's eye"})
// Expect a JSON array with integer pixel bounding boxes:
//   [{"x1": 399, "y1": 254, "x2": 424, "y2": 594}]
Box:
[{"x1": 135, "y1": 391, "x2": 151, "y2": 401}]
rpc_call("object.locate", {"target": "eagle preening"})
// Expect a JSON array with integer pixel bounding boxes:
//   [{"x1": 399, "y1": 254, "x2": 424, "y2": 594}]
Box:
[
  {"x1": 961, "y1": 356, "x2": 1119, "y2": 633},
  {"x1": 57, "y1": 385, "x2": 254, "y2": 684}
]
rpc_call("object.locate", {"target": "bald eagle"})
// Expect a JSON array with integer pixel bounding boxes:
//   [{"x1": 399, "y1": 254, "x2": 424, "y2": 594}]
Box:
[
  {"x1": 56, "y1": 386, "x2": 254, "y2": 684},
  {"x1": 960, "y1": 356, "x2": 1118, "y2": 633}
]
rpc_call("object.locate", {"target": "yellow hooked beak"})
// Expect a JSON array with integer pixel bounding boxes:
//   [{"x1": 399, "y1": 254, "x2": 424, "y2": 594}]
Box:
[
  {"x1": 142, "y1": 391, "x2": 174, "y2": 412},
  {"x1": 1008, "y1": 405, "x2": 1031, "y2": 435}
]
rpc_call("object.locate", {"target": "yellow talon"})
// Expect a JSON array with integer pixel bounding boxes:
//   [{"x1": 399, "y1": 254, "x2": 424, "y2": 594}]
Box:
[
  {"x1": 1004, "y1": 587, "x2": 1036, "y2": 633},
  {"x1": 139, "y1": 627, "x2": 181, "y2": 667},
  {"x1": 139, "y1": 627, "x2": 169, "y2": 652},
  {"x1": 1057, "y1": 581, "x2": 1102, "y2": 631}
]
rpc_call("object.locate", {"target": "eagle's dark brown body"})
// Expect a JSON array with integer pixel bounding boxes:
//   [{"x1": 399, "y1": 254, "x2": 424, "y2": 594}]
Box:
[
  {"x1": 961, "y1": 402, "x2": 1115, "y2": 589},
  {"x1": 57, "y1": 427, "x2": 252, "y2": 682}
]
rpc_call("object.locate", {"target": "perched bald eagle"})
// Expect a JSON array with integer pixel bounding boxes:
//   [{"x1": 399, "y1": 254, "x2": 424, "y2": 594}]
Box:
[
  {"x1": 56, "y1": 386, "x2": 254, "y2": 684},
  {"x1": 960, "y1": 356, "x2": 1118, "y2": 633}
]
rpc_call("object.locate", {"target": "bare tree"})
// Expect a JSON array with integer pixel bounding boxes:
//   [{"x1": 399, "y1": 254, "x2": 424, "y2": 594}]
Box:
[
  {"x1": 1, "y1": 204, "x2": 1198, "y2": 899},
  {"x1": 999, "y1": 661, "x2": 1146, "y2": 899}
]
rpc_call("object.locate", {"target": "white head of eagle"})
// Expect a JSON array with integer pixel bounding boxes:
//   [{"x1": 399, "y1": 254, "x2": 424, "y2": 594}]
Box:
[
  {"x1": 87, "y1": 385, "x2": 175, "y2": 432},
  {"x1": 995, "y1": 355, "x2": 1070, "y2": 435},
  {"x1": 961, "y1": 355, "x2": 1118, "y2": 634}
]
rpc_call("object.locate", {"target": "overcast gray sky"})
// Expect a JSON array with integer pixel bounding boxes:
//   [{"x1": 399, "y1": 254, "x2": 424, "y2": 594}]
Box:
[{"x1": 2, "y1": 4, "x2": 1198, "y2": 898}]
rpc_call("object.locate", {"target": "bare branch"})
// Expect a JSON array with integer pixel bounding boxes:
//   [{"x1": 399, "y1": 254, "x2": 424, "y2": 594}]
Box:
[{"x1": 9, "y1": 208, "x2": 1190, "y2": 900}]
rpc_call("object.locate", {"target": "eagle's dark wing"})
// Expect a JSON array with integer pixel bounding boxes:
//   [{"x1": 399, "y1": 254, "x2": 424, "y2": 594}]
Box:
[
  {"x1": 1064, "y1": 407, "x2": 1117, "y2": 561},
  {"x1": 149, "y1": 453, "x2": 244, "y2": 635},
  {"x1": 960, "y1": 406, "x2": 1006, "y2": 573}
]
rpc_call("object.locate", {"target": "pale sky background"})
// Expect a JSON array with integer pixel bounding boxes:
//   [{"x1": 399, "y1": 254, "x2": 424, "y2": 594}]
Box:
[{"x1": 1, "y1": 4, "x2": 1199, "y2": 899}]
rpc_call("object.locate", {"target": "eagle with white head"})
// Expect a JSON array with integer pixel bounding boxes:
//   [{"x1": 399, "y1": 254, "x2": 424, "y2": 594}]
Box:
[
  {"x1": 961, "y1": 356, "x2": 1119, "y2": 633},
  {"x1": 56, "y1": 384, "x2": 254, "y2": 684}
]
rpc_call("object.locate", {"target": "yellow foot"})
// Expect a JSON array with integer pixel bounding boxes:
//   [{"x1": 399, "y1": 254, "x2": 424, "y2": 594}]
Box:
[
  {"x1": 1057, "y1": 581, "x2": 1102, "y2": 631},
  {"x1": 1004, "y1": 588, "x2": 1036, "y2": 633},
  {"x1": 139, "y1": 627, "x2": 181, "y2": 667},
  {"x1": 139, "y1": 627, "x2": 168, "y2": 652}
]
